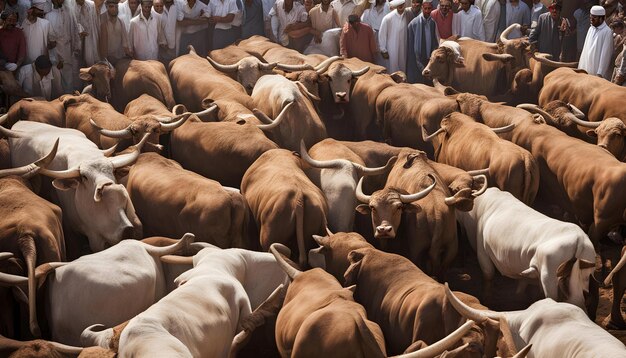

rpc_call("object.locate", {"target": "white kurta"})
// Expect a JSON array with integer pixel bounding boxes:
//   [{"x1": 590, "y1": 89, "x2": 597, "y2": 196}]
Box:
[
  {"x1": 379, "y1": 9, "x2": 409, "y2": 73},
  {"x1": 361, "y1": 2, "x2": 389, "y2": 31},
  {"x1": 17, "y1": 63, "x2": 63, "y2": 100},
  {"x1": 452, "y1": 5, "x2": 485, "y2": 41},
  {"x1": 118, "y1": 0, "x2": 140, "y2": 33},
  {"x1": 161, "y1": 2, "x2": 179, "y2": 50},
  {"x1": 331, "y1": 0, "x2": 356, "y2": 26},
  {"x1": 206, "y1": 0, "x2": 238, "y2": 30},
  {"x1": 505, "y1": 0, "x2": 530, "y2": 39},
  {"x1": 46, "y1": 5, "x2": 80, "y2": 92},
  {"x1": 22, "y1": 17, "x2": 51, "y2": 64},
  {"x1": 129, "y1": 11, "x2": 162, "y2": 60},
  {"x1": 476, "y1": 0, "x2": 500, "y2": 42},
  {"x1": 579, "y1": 22, "x2": 614, "y2": 79},
  {"x1": 269, "y1": 0, "x2": 308, "y2": 46},
  {"x1": 75, "y1": 0, "x2": 101, "y2": 66}
]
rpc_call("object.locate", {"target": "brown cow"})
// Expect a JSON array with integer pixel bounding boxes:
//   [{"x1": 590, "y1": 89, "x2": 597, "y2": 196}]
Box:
[
  {"x1": 78, "y1": 60, "x2": 116, "y2": 103},
  {"x1": 0, "y1": 143, "x2": 64, "y2": 337},
  {"x1": 0, "y1": 98, "x2": 66, "y2": 128},
  {"x1": 241, "y1": 149, "x2": 328, "y2": 267},
  {"x1": 517, "y1": 101, "x2": 592, "y2": 143},
  {"x1": 0, "y1": 334, "x2": 115, "y2": 357},
  {"x1": 422, "y1": 112, "x2": 539, "y2": 205},
  {"x1": 125, "y1": 153, "x2": 250, "y2": 248}
]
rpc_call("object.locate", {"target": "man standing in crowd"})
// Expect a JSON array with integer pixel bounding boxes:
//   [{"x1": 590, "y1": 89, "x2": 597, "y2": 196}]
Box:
[
  {"x1": 331, "y1": 0, "x2": 356, "y2": 27},
  {"x1": 530, "y1": 0, "x2": 546, "y2": 29},
  {"x1": 22, "y1": 0, "x2": 50, "y2": 65},
  {"x1": 17, "y1": 55, "x2": 63, "y2": 100},
  {"x1": 407, "y1": 0, "x2": 438, "y2": 83},
  {"x1": 4, "y1": 0, "x2": 28, "y2": 26},
  {"x1": 579, "y1": 5, "x2": 613, "y2": 79},
  {"x1": 503, "y1": 0, "x2": 530, "y2": 38},
  {"x1": 119, "y1": 0, "x2": 140, "y2": 33},
  {"x1": 129, "y1": 0, "x2": 164, "y2": 60},
  {"x1": 269, "y1": 0, "x2": 308, "y2": 48},
  {"x1": 431, "y1": 0, "x2": 452, "y2": 39},
  {"x1": 476, "y1": 0, "x2": 500, "y2": 42},
  {"x1": 309, "y1": 0, "x2": 336, "y2": 43},
  {"x1": 452, "y1": 0, "x2": 485, "y2": 41},
  {"x1": 242, "y1": 0, "x2": 265, "y2": 38},
  {"x1": 407, "y1": 0, "x2": 421, "y2": 21},
  {"x1": 155, "y1": 0, "x2": 177, "y2": 62},
  {"x1": 529, "y1": 1, "x2": 570, "y2": 61},
  {"x1": 76, "y1": 0, "x2": 101, "y2": 66},
  {"x1": 205, "y1": 0, "x2": 239, "y2": 49},
  {"x1": 379, "y1": 0, "x2": 409, "y2": 72},
  {"x1": 361, "y1": 0, "x2": 388, "y2": 34},
  {"x1": 0, "y1": 10, "x2": 26, "y2": 70},
  {"x1": 574, "y1": 0, "x2": 595, "y2": 59},
  {"x1": 178, "y1": 0, "x2": 210, "y2": 56},
  {"x1": 46, "y1": 0, "x2": 80, "y2": 92},
  {"x1": 340, "y1": 14, "x2": 376, "y2": 62},
  {"x1": 99, "y1": 0, "x2": 130, "y2": 64}
]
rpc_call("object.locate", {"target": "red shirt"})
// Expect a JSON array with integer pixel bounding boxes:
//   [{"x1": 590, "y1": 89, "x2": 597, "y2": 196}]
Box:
[
  {"x1": 431, "y1": 9, "x2": 453, "y2": 40},
  {"x1": 340, "y1": 22, "x2": 377, "y2": 64},
  {"x1": 0, "y1": 27, "x2": 27, "y2": 64}
]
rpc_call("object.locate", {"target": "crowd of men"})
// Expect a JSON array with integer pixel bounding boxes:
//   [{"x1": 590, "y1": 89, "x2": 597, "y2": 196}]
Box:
[{"x1": 0, "y1": 0, "x2": 625, "y2": 102}]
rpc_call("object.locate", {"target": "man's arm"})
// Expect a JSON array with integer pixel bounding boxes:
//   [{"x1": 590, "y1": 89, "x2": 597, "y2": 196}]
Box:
[
  {"x1": 473, "y1": 12, "x2": 485, "y2": 41},
  {"x1": 528, "y1": 17, "x2": 540, "y2": 44},
  {"x1": 368, "y1": 25, "x2": 378, "y2": 56},
  {"x1": 340, "y1": 25, "x2": 348, "y2": 57},
  {"x1": 379, "y1": 17, "x2": 388, "y2": 58}
]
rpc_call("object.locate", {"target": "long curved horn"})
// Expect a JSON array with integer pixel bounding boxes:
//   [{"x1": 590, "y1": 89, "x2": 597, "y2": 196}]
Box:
[
  {"x1": 299, "y1": 140, "x2": 344, "y2": 169},
  {"x1": 109, "y1": 133, "x2": 150, "y2": 169},
  {"x1": 499, "y1": 23, "x2": 519, "y2": 46},
  {"x1": 259, "y1": 61, "x2": 278, "y2": 71},
  {"x1": 568, "y1": 113, "x2": 601, "y2": 129},
  {"x1": 0, "y1": 138, "x2": 58, "y2": 179},
  {"x1": 90, "y1": 118, "x2": 133, "y2": 139},
  {"x1": 80, "y1": 324, "x2": 113, "y2": 348},
  {"x1": 491, "y1": 123, "x2": 516, "y2": 134},
  {"x1": 471, "y1": 174, "x2": 488, "y2": 197},
  {"x1": 142, "y1": 233, "x2": 195, "y2": 257},
  {"x1": 531, "y1": 53, "x2": 578, "y2": 68},
  {"x1": 0, "y1": 113, "x2": 7, "y2": 125},
  {"x1": 269, "y1": 243, "x2": 301, "y2": 280},
  {"x1": 444, "y1": 283, "x2": 501, "y2": 322},
  {"x1": 0, "y1": 252, "x2": 13, "y2": 261},
  {"x1": 255, "y1": 101, "x2": 294, "y2": 131},
  {"x1": 38, "y1": 165, "x2": 81, "y2": 180},
  {"x1": 194, "y1": 103, "x2": 218, "y2": 118},
  {"x1": 296, "y1": 81, "x2": 321, "y2": 102},
  {"x1": 605, "y1": 247, "x2": 626, "y2": 286},
  {"x1": 171, "y1": 104, "x2": 188, "y2": 115},
  {"x1": 567, "y1": 103, "x2": 585, "y2": 119},
  {"x1": 516, "y1": 104, "x2": 556, "y2": 124},
  {"x1": 314, "y1": 56, "x2": 342, "y2": 74},
  {"x1": 206, "y1": 56, "x2": 241, "y2": 73},
  {"x1": 0, "y1": 271, "x2": 28, "y2": 285},
  {"x1": 391, "y1": 320, "x2": 476, "y2": 358},
  {"x1": 159, "y1": 112, "x2": 192, "y2": 132},
  {"x1": 422, "y1": 127, "x2": 446, "y2": 142},
  {"x1": 400, "y1": 174, "x2": 437, "y2": 203},
  {"x1": 355, "y1": 176, "x2": 371, "y2": 203},
  {"x1": 351, "y1": 66, "x2": 370, "y2": 77},
  {"x1": 508, "y1": 344, "x2": 532, "y2": 358},
  {"x1": 0, "y1": 125, "x2": 23, "y2": 138},
  {"x1": 325, "y1": 227, "x2": 334, "y2": 236},
  {"x1": 355, "y1": 156, "x2": 398, "y2": 176},
  {"x1": 276, "y1": 63, "x2": 314, "y2": 72},
  {"x1": 101, "y1": 143, "x2": 118, "y2": 157},
  {"x1": 466, "y1": 168, "x2": 489, "y2": 176}
]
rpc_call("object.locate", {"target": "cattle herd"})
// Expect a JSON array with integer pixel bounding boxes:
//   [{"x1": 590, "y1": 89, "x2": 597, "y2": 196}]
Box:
[{"x1": 2, "y1": 25, "x2": 626, "y2": 357}]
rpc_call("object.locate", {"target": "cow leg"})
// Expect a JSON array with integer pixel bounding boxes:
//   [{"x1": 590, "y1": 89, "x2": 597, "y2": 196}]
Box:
[
  {"x1": 477, "y1": 252, "x2": 495, "y2": 304},
  {"x1": 586, "y1": 274, "x2": 599, "y2": 322},
  {"x1": 608, "y1": 271, "x2": 626, "y2": 329}
]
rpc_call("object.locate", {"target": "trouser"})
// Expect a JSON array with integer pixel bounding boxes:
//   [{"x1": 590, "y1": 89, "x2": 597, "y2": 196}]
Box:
[
  {"x1": 212, "y1": 27, "x2": 239, "y2": 50},
  {"x1": 179, "y1": 29, "x2": 208, "y2": 56}
]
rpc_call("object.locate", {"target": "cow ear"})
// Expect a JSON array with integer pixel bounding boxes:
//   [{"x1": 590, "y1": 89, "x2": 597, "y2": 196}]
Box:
[
  {"x1": 79, "y1": 68, "x2": 93, "y2": 82},
  {"x1": 556, "y1": 258, "x2": 576, "y2": 278},
  {"x1": 355, "y1": 204, "x2": 371, "y2": 215},
  {"x1": 344, "y1": 251, "x2": 365, "y2": 286},
  {"x1": 578, "y1": 259, "x2": 596, "y2": 270},
  {"x1": 519, "y1": 266, "x2": 539, "y2": 279},
  {"x1": 345, "y1": 284, "x2": 356, "y2": 294},
  {"x1": 284, "y1": 72, "x2": 299, "y2": 81},
  {"x1": 585, "y1": 129, "x2": 597, "y2": 138},
  {"x1": 63, "y1": 96, "x2": 80, "y2": 109},
  {"x1": 52, "y1": 178, "x2": 79, "y2": 191}
]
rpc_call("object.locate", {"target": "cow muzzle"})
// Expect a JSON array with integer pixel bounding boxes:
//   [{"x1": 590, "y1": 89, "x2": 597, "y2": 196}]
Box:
[
  {"x1": 422, "y1": 68, "x2": 431, "y2": 78},
  {"x1": 335, "y1": 92, "x2": 347, "y2": 102},
  {"x1": 375, "y1": 225, "x2": 395, "y2": 239}
]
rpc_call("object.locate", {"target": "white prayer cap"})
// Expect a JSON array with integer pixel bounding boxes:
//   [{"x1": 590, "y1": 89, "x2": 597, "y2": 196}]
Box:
[
  {"x1": 390, "y1": 0, "x2": 405, "y2": 7},
  {"x1": 30, "y1": 0, "x2": 46, "y2": 10},
  {"x1": 423, "y1": 0, "x2": 432, "y2": 2},
  {"x1": 4, "y1": 63, "x2": 17, "y2": 72},
  {"x1": 590, "y1": 5, "x2": 605, "y2": 16}
]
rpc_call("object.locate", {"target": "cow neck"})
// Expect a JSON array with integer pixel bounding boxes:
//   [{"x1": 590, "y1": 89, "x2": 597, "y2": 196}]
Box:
[{"x1": 433, "y1": 139, "x2": 443, "y2": 162}]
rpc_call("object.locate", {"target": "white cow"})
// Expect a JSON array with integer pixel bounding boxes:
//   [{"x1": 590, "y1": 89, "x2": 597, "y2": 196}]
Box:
[
  {"x1": 112, "y1": 247, "x2": 288, "y2": 357},
  {"x1": 456, "y1": 187, "x2": 596, "y2": 309},
  {"x1": 2, "y1": 121, "x2": 144, "y2": 251},
  {"x1": 304, "y1": 28, "x2": 341, "y2": 57},
  {"x1": 0, "y1": 234, "x2": 194, "y2": 346},
  {"x1": 445, "y1": 284, "x2": 626, "y2": 358}
]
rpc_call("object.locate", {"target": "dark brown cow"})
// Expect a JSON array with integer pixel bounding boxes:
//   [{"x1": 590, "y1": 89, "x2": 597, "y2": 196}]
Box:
[
  {"x1": 0, "y1": 98, "x2": 66, "y2": 128},
  {"x1": 0, "y1": 334, "x2": 115, "y2": 357},
  {"x1": 125, "y1": 153, "x2": 250, "y2": 248},
  {"x1": 517, "y1": 101, "x2": 593, "y2": 143},
  {"x1": 79, "y1": 61, "x2": 116, "y2": 103},
  {"x1": 241, "y1": 149, "x2": 327, "y2": 267}
]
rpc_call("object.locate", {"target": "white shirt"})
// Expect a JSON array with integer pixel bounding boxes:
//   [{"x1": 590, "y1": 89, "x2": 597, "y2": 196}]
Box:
[
  {"x1": 452, "y1": 4, "x2": 485, "y2": 41},
  {"x1": 361, "y1": 2, "x2": 389, "y2": 32},
  {"x1": 269, "y1": 0, "x2": 308, "y2": 46},
  {"x1": 129, "y1": 10, "x2": 162, "y2": 60},
  {"x1": 160, "y1": 3, "x2": 179, "y2": 49},
  {"x1": 579, "y1": 21, "x2": 614, "y2": 79},
  {"x1": 206, "y1": 0, "x2": 238, "y2": 30},
  {"x1": 475, "y1": 0, "x2": 499, "y2": 42},
  {"x1": 331, "y1": 0, "x2": 356, "y2": 26},
  {"x1": 22, "y1": 17, "x2": 51, "y2": 64},
  {"x1": 177, "y1": 0, "x2": 209, "y2": 34},
  {"x1": 118, "y1": 0, "x2": 140, "y2": 33},
  {"x1": 75, "y1": 0, "x2": 101, "y2": 66},
  {"x1": 505, "y1": 0, "x2": 530, "y2": 39},
  {"x1": 46, "y1": 6, "x2": 79, "y2": 65},
  {"x1": 17, "y1": 63, "x2": 62, "y2": 100},
  {"x1": 379, "y1": 9, "x2": 409, "y2": 73}
]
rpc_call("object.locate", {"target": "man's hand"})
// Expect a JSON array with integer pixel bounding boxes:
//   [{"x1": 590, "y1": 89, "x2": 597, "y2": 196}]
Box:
[
  {"x1": 614, "y1": 74, "x2": 625, "y2": 85},
  {"x1": 57, "y1": 60, "x2": 64, "y2": 70},
  {"x1": 48, "y1": 41, "x2": 57, "y2": 49},
  {"x1": 208, "y1": 16, "x2": 217, "y2": 23},
  {"x1": 381, "y1": 51, "x2": 389, "y2": 59},
  {"x1": 124, "y1": 47, "x2": 132, "y2": 58},
  {"x1": 79, "y1": 31, "x2": 88, "y2": 38},
  {"x1": 284, "y1": 23, "x2": 294, "y2": 32},
  {"x1": 314, "y1": 34, "x2": 322, "y2": 43}
]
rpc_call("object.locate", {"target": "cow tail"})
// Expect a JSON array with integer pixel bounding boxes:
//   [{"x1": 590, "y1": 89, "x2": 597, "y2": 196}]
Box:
[
  {"x1": 295, "y1": 194, "x2": 306, "y2": 268},
  {"x1": 18, "y1": 233, "x2": 40, "y2": 337},
  {"x1": 522, "y1": 153, "x2": 539, "y2": 205},
  {"x1": 355, "y1": 316, "x2": 385, "y2": 357}
]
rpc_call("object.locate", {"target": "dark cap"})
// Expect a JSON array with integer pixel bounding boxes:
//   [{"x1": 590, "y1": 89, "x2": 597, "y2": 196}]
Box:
[
  {"x1": 548, "y1": 0, "x2": 562, "y2": 10},
  {"x1": 34, "y1": 55, "x2": 53, "y2": 70},
  {"x1": 348, "y1": 14, "x2": 360, "y2": 23},
  {"x1": 0, "y1": 8, "x2": 18, "y2": 20},
  {"x1": 105, "y1": 0, "x2": 118, "y2": 4}
]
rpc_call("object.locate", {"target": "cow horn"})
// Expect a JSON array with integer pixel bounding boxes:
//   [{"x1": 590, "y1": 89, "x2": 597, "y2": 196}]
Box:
[
  {"x1": 351, "y1": 66, "x2": 370, "y2": 77},
  {"x1": 101, "y1": 142, "x2": 118, "y2": 157},
  {"x1": 206, "y1": 55, "x2": 241, "y2": 73},
  {"x1": 38, "y1": 163, "x2": 81, "y2": 179},
  {"x1": 355, "y1": 156, "x2": 398, "y2": 176},
  {"x1": 391, "y1": 320, "x2": 476, "y2": 358},
  {"x1": 355, "y1": 176, "x2": 371, "y2": 203},
  {"x1": 109, "y1": 133, "x2": 150, "y2": 169},
  {"x1": 499, "y1": 23, "x2": 519, "y2": 46},
  {"x1": 299, "y1": 140, "x2": 344, "y2": 169},
  {"x1": 0, "y1": 252, "x2": 13, "y2": 261},
  {"x1": 276, "y1": 63, "x2": 314, "y2": 72},
  {"x1": 482, "y1": 53, "x2": 515, "y2": 62},
  {"x1": 0, "y1": 124, "x2": 23, "y2": 138},
  {"x1": 516, "y1": 104, "x2": 555, "y2": 124},
  {"x1": 80, "y1": 324, "x2": 113, "y2": 348},
  {"x1": 160, "y1": 112, "x2": 192, "y2": 132},
  {"x1": 531, "y1": 53, "x2": 578, "y2": 68},
  {"x1": 296, "y1": 81, "x2": 321, "y2": 102},
  {"x1": 491, "y1": 123, "x2": 516, "y2": 134},
  {"x1": 507, "y1": 343, "x2": 532, "y2": 358},
  {"x1": 143, "y1": 233, "x2": 195, "y2": 257},
  {"x1": 90, "y1": 118, "x2": 133, "y2": 139},
  {"x1": 466, "y1": 168, "x2": 489, "y2": 176},
  {"x1": 422, "y1": 127, "x2": 446, "y2": 142},
  {"x1": 444, "y1": 283, "x2": 502, "y2": 322},
  {"x1": 0, "y1": 138, "x2": 58, "y2": 179},
  {"x1": 0, "y1": 113, "x2": 7, "y2": 125},
  {"x1": 172, "y1": 104, "x2": 188, "y2": 115},
  {"x1": 470, "y1": 174, "x2": 488, "y2": 197},
  {"x1": 325, "y1": 227, "x2": 334, "y2": 236},
  {"x1": 567, "y1": 103, "x2": 585, "y2": 119},
  {"x1": 259, "y1": 61, "x2": 278, "y2": 71},
  {"x1": 269, "y1": 243, "x2": 301, "y2": 280},
  {"x1": 314, "y1": 56, "x2": 342, "y2": 74},
  {"x1": 568, "y1": 113, "x2": 601, "y2": 129},
  {"x1": 0, "y1": 271, "x2": 28, "y2": 286},
  {"x1": 605, "y1": 248, "x2": 626, "y2": 286},
  {"x1": 400, "y1": 174, "x2": 437, "y2": 204},
  {"x1": 160, "y1": 255, "x2": 194, "y2": 265},
  {"x1": 255, "y1": 101, "x2": 294, "y2": 131}
]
